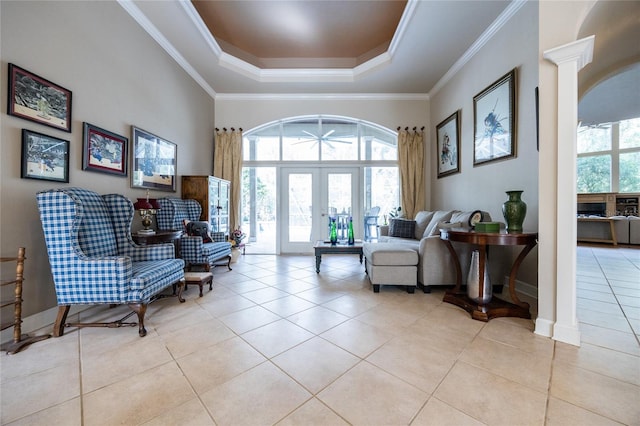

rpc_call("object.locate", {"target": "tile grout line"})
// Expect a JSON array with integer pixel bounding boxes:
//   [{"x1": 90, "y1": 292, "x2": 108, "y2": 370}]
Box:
[{"x1": 590, "y1": 247, "x2": 640, "y2": 346}]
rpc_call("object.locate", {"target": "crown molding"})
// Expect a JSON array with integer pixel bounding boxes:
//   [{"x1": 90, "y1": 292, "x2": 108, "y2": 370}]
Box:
[
  {"x1": 118, "y1": 0, "x2": 217, "y2": 98},
  {"x1": 215, "y1": 93, "x2": 429, "y2": 101},
  {"x1": 429, "y1": 0, "x2": 528, "y2": 97}
]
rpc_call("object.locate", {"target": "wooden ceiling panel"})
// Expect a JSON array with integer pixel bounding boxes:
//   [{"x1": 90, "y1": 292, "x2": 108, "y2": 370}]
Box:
[{"x1": 191, "y1": 0, "x2": 407, "y2": 62}]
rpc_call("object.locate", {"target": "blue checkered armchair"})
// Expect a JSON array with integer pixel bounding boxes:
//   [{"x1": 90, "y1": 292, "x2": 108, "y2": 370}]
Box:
[
  {"x1": 157, "y1": 198, "x2": 232, "y2": 271},
  {"x1": 36, "y1": 188, "x2": 185, "y2": 337}
]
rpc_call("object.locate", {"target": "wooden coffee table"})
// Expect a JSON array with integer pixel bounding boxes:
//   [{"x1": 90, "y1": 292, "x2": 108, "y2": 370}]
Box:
[{"x1": 313, "y1": 240, "x2": 364, "y2": 273}]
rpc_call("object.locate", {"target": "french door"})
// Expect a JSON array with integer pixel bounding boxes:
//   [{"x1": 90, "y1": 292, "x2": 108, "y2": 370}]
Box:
[{"x1": 281, "y1": 167, "x2": 360, "y2": 253}]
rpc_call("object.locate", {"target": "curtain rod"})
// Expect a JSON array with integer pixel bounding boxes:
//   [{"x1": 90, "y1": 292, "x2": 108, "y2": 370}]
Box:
[
  {"x1": 396, "y1": 126, "x2": 425, "y2": 131},
  {"x1": 215, "y1": 127, "x2": 243, "y2": 132}
]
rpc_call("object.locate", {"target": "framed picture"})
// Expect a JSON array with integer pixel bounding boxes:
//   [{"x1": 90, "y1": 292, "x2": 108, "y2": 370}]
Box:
[
  {"x1": 8, "y1": 64, "x2": 72, "y2": 133},
  {"x1": 82, "y1": 123, "x2": 128, "y2": 176},
  {"x1": 21, "y1": 129, "x2": 70, "y2": 183},
  {"x1": 131, "y1": 126, "x2": 177, "y2": 192},
  {"x1": 436, "y1": 110, "x2": 461, "y2": 178},
  {"x1": 473, "y1": 68, "x2": 517, "y2": 166}
]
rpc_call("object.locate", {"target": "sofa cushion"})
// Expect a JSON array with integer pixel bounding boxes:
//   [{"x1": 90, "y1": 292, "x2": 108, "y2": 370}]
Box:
[
  {"x1": 389, "y1": 218, "x2": 416, "y2": 239},
  {"x1": 450, "y1": 211, "x2": 472, "y2": 226},
  {"x1": 424, "y1": 211, "x2": 455, "y2": 237},
  {"x1": 435, "y1": 221, "x2": 462, "y2": 234},
  {"x1": 413, "y1": 211, "x2": 434, "y2": 240},
  {"x1": 363, "y1": 243, "x2": 419, "y2": 265}
]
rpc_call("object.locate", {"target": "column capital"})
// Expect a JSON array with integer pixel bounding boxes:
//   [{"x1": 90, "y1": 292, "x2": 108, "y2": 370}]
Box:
[{"x1": 543, "y1": 35, "x2": 595, "y2": 70}]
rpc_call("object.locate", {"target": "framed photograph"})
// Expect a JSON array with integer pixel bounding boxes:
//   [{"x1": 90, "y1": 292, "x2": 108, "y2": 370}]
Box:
[
  {"x1": 436, "y1": 110, "x2": 461, "y2": 178},
  {"x1": 473, "y1": 68, "x2": 517, "y2": 166},
  {"x1": 21, "y1": 129, "x2": 70, "y2": 183},
  {"x1": 131, "y1": 126, "x2": 177, "y2": 192},
  {"x1": 82, "y1": 123, "x2": 128, "y2": 176},
  {"x1": 8, "y1": 63, "x2": 72, "y2": 133}
]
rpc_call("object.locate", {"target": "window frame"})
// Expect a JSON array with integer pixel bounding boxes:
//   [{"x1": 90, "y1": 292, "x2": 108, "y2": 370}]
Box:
[{"x1": 577, "y1": 118, "x2": 640, "y2": 194}]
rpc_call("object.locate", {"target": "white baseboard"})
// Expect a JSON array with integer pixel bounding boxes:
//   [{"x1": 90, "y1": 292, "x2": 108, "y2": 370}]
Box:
[
  {"x1": 534, "y1": 317, "x2": 554, "y2": 338},
  {"x1": 553, "y1": 323, "x2": 581, "y2": 346},
  {"x1": 1, "y1": 305, "x2": 87, "y2": 345},
  {"x1": 501, "y1": 276, "x2": 538, "y2": 300}
]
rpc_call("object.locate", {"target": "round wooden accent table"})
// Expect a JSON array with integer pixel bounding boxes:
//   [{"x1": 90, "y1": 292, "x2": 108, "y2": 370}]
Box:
[
  {"x1": 440, "y1": 228, "x2": 538, "y2": 321},
  {"x1": 131, "y1": 230, "x2": 183, "y2": 246}
]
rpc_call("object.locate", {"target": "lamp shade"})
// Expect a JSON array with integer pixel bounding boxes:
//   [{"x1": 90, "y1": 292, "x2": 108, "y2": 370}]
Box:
[
  {"x1": 149, "y1": 198, "x2": 161, "y2": 210},
  {"x1": 134, "y1": 198, "x2": 153, "y2": 210}
]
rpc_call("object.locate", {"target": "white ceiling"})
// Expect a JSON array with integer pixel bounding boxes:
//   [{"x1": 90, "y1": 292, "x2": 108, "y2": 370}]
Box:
[
  {"x1": 579, "y1": 62, "x2": 640, "y2": 126},
  {"x1": 119, "y1": 1, "x2": 639, "y2": 124},
  {"x1": 120, "y1": 0, "x2": 516, "y2": 96}
]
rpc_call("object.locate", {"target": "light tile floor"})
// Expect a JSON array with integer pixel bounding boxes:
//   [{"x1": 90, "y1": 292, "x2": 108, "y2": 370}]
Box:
[{"x1": 1, "y1": 245, "x2": 638, "y2": 425}]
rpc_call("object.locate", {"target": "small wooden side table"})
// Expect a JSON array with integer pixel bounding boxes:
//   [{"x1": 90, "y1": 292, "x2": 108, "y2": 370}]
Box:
[
  {"x1": 132, "y1": 230, "x2": 183, "y2": 259},
  {"x1": 132, "y1": 230, "x2": 183, "y2": 246},
  {"x1": 440, "y1": 228, "x2": 538, "y2": 321}
]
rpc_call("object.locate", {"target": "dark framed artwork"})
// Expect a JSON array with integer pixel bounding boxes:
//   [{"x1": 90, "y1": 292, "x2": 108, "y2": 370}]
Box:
[
  {"x1": 131, "y1": 126, "x2": 177, "y2": 192},
  {"x1": 436, "y1": 110, "x2": 461, "y2": 178},
  {"x1": 535, "y1": 86, "x2": 539, "y2": 151},
  {"x1": 21, "y1": 129, "x2": 70, "y2": 183},
  {"x1": 8, "y1": 64, "x2": 72, "y2": 133},
  {"x1": 82, "y1": 123, "x2": 128, "y2": 176},
  {"x1": 473, "y1": 68, "x2": 517, "y2": 166}
]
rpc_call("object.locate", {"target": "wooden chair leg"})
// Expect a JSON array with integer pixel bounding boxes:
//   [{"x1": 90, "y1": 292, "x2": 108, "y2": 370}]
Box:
[
  {"x1": 128, "y1": 303, "x2": 148, "y2": 337},
  {"x1": 53, "y1": 305, "x2": 70, "y2": 337},
  {"x1": 226, "y1": 254, "x2": 233, "y2": 271}
]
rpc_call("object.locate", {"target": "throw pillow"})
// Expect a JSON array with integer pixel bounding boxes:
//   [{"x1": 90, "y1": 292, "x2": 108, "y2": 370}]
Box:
[
  {"x1": 437, "y1": 221, "x2": 462, "y2": 232},
  {"x1": 413, "y1": 211, "x2": 434, "y2": 240},
  {"x1": 389, "y1": 218, "x2": 416, "y2": 239},
  {"x1": 186, "y1": 221, "x2": 212, "y2": 243},
  {"x1": 424, "y1": 211, "x2": 455, "y2": 237}
]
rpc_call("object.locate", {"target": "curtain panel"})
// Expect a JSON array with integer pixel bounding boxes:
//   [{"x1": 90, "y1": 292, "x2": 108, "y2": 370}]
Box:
[
  {"x1": 397, "y1": 127, "x2": 426, "y2": 219},
  {"x1": 213, "y1": 127, "x2": 243, "y2": 233}
]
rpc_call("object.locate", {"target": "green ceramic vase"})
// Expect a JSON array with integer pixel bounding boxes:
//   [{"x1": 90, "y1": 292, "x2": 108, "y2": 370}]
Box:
[{"x1": 502, "y1": 190, "x2": 527, "y2": 233}]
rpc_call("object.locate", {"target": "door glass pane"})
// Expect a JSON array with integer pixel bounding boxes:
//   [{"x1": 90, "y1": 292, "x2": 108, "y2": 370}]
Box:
[
  {"x1": 320, "y1": 120, "x2": 358, "y2": 161},
  {"x1": 288, "y1": 174, "x2": 312, "y2": 242},
  {"x1": 328, "y1": 173, "x2": 352, "y2": 241},
  {"x1": 241, "y1": 167, "x2": 276, "y2": 253},
  {"x1": 366, "y1": 167, "x2": 399, "y2": 224},
  {"x1": 577, "y1": 155, "x2": 611, "y2": 193}
]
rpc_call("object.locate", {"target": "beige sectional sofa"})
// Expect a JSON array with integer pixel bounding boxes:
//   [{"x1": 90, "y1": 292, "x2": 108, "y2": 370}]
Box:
[{"x1": 374, "y1": 210, "x2": 496, "y2": 293}]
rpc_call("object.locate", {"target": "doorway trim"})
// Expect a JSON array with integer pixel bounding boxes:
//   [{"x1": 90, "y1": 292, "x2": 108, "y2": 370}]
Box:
[{"x1": 541, "y1": 35, "x2": 595, "y2": 346}]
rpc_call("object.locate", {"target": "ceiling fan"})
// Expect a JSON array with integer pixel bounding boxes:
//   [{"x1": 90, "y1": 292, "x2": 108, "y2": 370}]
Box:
[
  {"x1": 292, "y1": 129, "x2": 354, "y2": 149},
  {"x1": 578, "y1": 121, "x2": 611, "y2": 132}
]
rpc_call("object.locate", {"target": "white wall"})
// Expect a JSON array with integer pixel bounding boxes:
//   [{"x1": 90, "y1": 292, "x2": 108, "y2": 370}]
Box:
[
  {"x1": 429, "y1": 1, "x2": 539, "y2": 287},
  {"x1": 215, "y1": 96, "x2": 429, "y2": 140},
  {"x1": 0, "y1": 1, "x2": 215, "y2": 322}
]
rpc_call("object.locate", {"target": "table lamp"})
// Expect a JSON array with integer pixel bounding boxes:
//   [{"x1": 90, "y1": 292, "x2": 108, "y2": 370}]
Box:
[{"x1": 134, "y1": 191, "x2": 160, "y2": 235}]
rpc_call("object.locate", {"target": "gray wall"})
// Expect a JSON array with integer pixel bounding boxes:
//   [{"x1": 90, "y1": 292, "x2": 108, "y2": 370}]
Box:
[
  {"x1": 1, "y1": 1, "x2": 215, "y2": 325},
  {"x1": 429, "y1": 1, "x2": 539, "y2": 289}
]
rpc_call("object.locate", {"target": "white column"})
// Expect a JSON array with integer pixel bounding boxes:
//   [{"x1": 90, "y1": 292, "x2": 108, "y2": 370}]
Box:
[{"x1": 542, "y1": 35, "x2": 595, "y2": 346}]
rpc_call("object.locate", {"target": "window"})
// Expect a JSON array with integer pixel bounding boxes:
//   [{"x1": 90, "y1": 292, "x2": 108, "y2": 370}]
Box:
[
  {"x1": 242, "y1": 116, "x2": 399, "y2": 253},
  {"x1": 577, "y1": 117, "x2": 640, "y2": 193}
]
